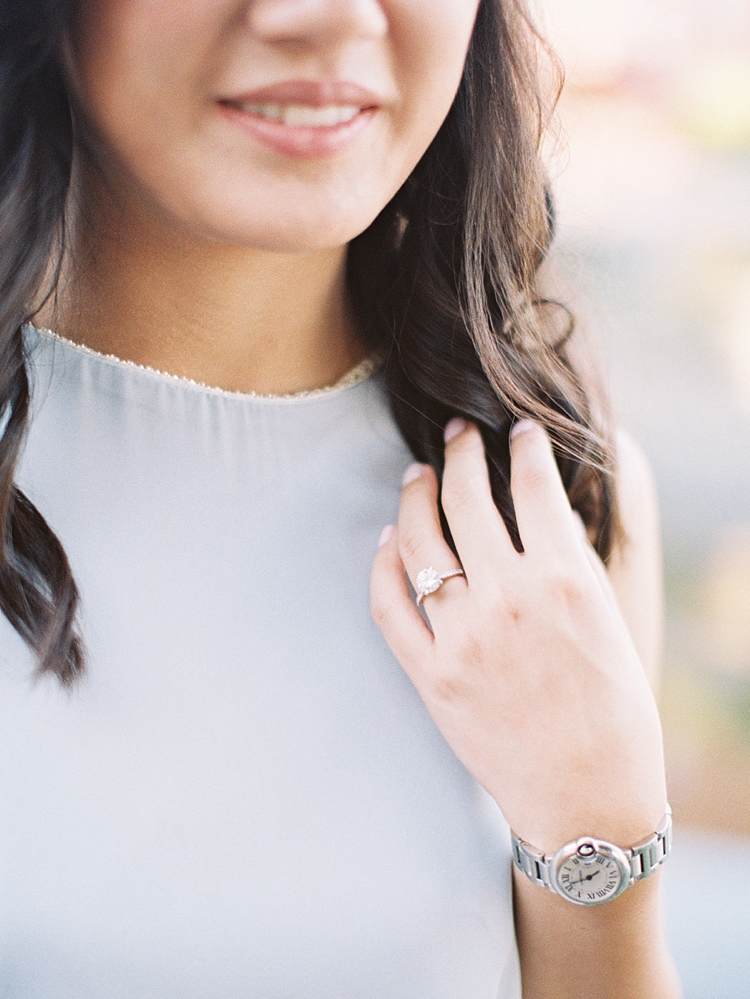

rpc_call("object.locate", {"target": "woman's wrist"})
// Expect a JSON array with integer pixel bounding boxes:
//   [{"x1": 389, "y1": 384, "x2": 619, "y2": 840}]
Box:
[
  {"x1": 512, "y1": 806, "x2": 672, "y2": 910},
  {"x1": 507, "y1": 796, "x2": 670, "y2": 861},
  {"x1": 514, "y1": 868, "x2": 682, "y2": 999}
]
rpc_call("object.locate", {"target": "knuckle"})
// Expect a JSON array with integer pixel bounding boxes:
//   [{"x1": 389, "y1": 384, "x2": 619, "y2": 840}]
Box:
[
  {"x1": 500, "y1": 595, "x2": 525, "y2": 624},
  {"x1": 547, "y1": 566, "x2": 587, "y2": 607},
  {"x1": 430, "y1": 664, "x2": 471, "y2": 703},
  {"x1": 513, "y1": 458, "x2": 548, "y2": 495},
  {"x1": 369, "y1": 597, "x2": 387, "y2": 628},
  {"x1": 399, "y1": 529, "x2": 430, "y2": 564},
  {"x1": 453, "y1": 628, "x2": 485, "y2": 665},
  {"x1": 370, "y1": 589, "x2": 396, "y2": 629},
  {"x1": 428, "y1": 630, "x2": 486, "y2": 702},
  {"x1": 493, "y1": 574, "x2": 543, "y2": 626},
  {"x1": 431, "y1": 674, "x2": 466, "y2": 703},
  {"x1": 441, "y1": 472, "x2": 482, "y2": 515},
  {"x1": 478, "y1": 574, "x2": 524, "y2": 622}
]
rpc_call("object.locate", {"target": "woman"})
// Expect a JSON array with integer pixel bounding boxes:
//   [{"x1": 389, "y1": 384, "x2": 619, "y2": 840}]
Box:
[{"x1": 0, "y1": 0, "x2": 680, "y2": 996}]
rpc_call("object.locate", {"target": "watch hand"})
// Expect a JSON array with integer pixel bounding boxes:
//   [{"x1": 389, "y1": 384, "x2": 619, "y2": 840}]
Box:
[{"x1": 570, "y1": 870, "x2": 598, "y2": 888}]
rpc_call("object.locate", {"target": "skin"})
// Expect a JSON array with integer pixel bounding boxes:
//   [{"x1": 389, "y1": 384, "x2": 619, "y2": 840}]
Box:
[
  {"x1": 44, "y1": 0, "x2": 479, "y2": 393},
  {"x1": 372, "y1": 422, "x2": 681, "y2": 997},
  {"x1": 38, "y1": 0, "x2": 680, "y2": 994}
]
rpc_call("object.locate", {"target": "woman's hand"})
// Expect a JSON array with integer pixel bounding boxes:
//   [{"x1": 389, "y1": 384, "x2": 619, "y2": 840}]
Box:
[{"x1": 371, "y1": 418, "x2": 667, "y2": 854}]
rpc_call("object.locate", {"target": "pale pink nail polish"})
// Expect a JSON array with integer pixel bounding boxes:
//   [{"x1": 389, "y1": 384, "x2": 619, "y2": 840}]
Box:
[
  {"x1": 402, "y1": 463, "x2": 425, "y2": 486},
  {"x1": 444, "y1": 417, "x2": 467, "y2": 443},
  {"x1": 510, "y1": 418, "x2": 535, "y2": 441},
  {"x1": 378, "y1": 525, "x2": 394, "y2": 548}
]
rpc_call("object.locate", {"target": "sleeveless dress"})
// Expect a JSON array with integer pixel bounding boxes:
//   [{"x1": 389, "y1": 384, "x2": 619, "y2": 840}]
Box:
[{"x1": 0, "y1": 327, "x2": 521, "y2": 999}]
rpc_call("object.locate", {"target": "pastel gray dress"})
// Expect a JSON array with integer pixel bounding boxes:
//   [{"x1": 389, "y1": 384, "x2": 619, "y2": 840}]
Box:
[{"x1": 0, "y1": 327, "x2": 521, "y2": 998}]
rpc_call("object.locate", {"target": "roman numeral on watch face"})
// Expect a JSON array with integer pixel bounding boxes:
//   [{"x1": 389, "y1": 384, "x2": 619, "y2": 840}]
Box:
[
  {"x1": 512, "y1": 809, "x2": 672, "y2": 906},
  {"x1": 557, "y1": 853, "x2": 624, "y2": 903}
]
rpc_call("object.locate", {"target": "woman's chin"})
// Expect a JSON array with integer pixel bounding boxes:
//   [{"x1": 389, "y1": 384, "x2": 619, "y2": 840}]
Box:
[{"x1": 159, "y1": 190, "x2": 384, "y2": 254}]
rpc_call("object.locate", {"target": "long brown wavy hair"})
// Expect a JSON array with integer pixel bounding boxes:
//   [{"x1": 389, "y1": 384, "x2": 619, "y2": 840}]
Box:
[{"x1": 0, "y1": 0, "x2": 617, "y2": 686}]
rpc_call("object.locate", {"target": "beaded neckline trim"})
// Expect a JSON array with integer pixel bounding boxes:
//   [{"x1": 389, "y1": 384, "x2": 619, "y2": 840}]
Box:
[{"x1": 29, "y1": 325, "x2": 380, "y2": 402}]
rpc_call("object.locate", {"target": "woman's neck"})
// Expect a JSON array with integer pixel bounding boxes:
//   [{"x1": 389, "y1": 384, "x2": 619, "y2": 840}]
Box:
[{"x1": 37, "y1": 172, "x2": 364, "y2": 396}]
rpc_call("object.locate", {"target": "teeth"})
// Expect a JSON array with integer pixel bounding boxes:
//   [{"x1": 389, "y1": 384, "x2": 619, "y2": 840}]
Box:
[{"x1": 240, "y1": 103, "x2": 361, "y2": 127}]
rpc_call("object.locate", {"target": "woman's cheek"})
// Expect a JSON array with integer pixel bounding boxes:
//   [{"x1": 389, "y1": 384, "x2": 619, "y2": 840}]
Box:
[{"x1": 388, "y1": 0, "x2": 481, "y2": 127}]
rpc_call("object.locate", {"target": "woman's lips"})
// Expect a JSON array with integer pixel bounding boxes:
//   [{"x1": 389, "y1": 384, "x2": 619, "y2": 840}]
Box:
[
  {"x1": 218, "y1": 79, "x2": 381, "y2": 158},
  {"x1": 233, "y1": 103, "x2": 363, "y2": 127}
]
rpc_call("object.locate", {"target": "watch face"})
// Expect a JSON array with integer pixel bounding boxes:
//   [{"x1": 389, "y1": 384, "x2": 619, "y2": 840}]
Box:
[{"x1": 555, "y1": 841, "x2": 627, "y2": 905}]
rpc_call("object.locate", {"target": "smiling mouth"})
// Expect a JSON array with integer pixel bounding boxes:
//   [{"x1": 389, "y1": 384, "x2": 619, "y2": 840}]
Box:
[{"x1": 222, "y1": 101, "x2": 365, "y2": 128}]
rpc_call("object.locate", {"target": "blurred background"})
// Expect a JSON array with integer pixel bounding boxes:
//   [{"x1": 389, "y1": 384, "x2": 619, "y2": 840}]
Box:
[{"x1": 537, "y1": 0, "x2": 750, "y2": 993}]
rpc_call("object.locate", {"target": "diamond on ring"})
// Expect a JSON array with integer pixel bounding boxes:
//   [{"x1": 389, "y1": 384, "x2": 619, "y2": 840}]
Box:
[{"x1": 415, "y1": 566, "x2": 465, "y2": 606}]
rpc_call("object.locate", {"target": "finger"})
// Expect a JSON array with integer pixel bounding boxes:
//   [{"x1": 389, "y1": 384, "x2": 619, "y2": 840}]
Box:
[
  {"x1": 509, "y1": 420, "x2": 579, "y2": 556},
  {"x1": 572, "y1": 512, "x2": 619, "y2": 613},
  {"x1": 441, "y1": 419, "x2": 518, "y2": 577},
  {"x1": 397, "y1": 462, "x2": 467, "y2": 618},
  {"x1": 371, "y1": 525, "x2": 434, "y2": 677}
]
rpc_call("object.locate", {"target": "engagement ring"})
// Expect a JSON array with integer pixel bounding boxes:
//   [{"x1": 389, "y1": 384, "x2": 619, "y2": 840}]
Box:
[{"x1": 415, "y1": 566, "x2": 465, "y2": 606}]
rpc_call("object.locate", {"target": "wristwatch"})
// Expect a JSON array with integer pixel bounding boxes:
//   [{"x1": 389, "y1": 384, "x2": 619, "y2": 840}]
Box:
[{"x1": 511, "y1": 807, "x2": 672, "y2": 906}]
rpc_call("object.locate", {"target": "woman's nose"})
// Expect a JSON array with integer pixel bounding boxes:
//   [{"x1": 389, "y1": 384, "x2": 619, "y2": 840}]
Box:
[{"x1": 247, "y1": 0, "x2": 389, "y2": 45}]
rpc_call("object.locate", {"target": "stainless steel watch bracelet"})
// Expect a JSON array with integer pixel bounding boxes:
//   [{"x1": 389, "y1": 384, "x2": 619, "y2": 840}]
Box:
[{"x1": 511, "y1": 806, "x2": 672, "y2": 896}]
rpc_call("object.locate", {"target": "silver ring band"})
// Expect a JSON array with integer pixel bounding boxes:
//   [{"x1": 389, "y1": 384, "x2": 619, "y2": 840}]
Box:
[{"x1": 415, "y1": 566, "x2": 465, "y2": 606}]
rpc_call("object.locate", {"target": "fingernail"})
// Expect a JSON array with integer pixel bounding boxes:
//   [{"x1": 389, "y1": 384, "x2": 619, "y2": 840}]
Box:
[
  {"x1": 378, "y1": 524, "x2": 394, "y2": 548},
  {"x1": 510, "y1": 418, "x2": 536, "y2": 441},
  {"x1": 444, "y1": 417, "x2": 467, "y2": 443},
  {"x1": 402, "y1": 463, "x2": 425, "y2": 486}
]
